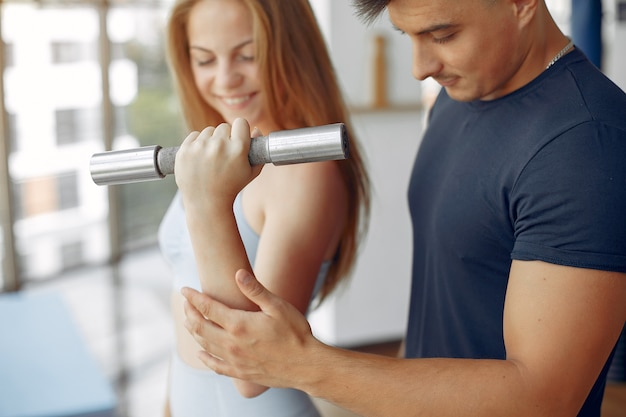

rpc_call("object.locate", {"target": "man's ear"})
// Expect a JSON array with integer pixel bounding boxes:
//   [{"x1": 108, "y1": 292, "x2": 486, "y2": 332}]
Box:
[{"x1": 511, "y1": 0, "x2": 538, "y2": 28}]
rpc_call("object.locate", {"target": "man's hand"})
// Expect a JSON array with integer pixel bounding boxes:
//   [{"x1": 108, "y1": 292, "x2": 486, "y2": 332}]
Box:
[{"x1": 181, "y1": 269, "x2": 318, "y2": 389}]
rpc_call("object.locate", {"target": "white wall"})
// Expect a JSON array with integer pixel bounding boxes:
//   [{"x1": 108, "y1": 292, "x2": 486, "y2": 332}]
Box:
[
  {"x1": 308, "y1": 1, "x2": 423, "y2": 347},
  {"x1": 310, "y1": 0, "x2": 420, "y2": 108},
  {"x1": 308, "y1": 110, "x2": 422, "y2": 346}
]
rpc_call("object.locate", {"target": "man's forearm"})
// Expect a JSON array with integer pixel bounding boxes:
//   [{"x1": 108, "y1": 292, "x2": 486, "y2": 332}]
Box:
[
  {"x1": 181, "y1": 268, "x2": 617, "y2": 417},
  {"x1": 297, "y1": 343, "x2": 576, "y2": 417}
]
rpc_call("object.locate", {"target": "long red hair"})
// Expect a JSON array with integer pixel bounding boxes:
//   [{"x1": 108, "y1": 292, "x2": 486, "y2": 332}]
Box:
[{"x1": 166, "y1": 0, "x2": 370, "y2": 302}]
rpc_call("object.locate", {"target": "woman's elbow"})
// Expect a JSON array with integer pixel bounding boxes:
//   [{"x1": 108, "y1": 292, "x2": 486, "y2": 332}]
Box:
[{"x1": 233, "y1": 379, "x2": 269, "y2": 398}]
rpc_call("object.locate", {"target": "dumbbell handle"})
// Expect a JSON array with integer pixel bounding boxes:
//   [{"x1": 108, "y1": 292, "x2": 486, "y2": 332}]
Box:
[{"x1": 90, "y1": 123, "x2": 348, "y2": 186}]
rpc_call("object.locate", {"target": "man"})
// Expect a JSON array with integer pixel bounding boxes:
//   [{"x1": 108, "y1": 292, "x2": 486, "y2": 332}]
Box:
[{"x1": 181, "y1": 0, "x2": 626, "y2": 415}]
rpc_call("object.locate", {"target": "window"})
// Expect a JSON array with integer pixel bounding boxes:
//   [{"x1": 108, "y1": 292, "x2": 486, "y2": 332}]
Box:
[
  {"x1": 6, "y1": 113, "x2": 18, "y2": 153},
  {"x1": 4, "y1": 42, "x2": 14, "y2": 67},
  {"x1": 60, "y1": 240, "x2": 84, "y2": 270},
  {"x1": 57, "y1": 172, "x2": 79, "y2": 211},
  {"x1": 55, "y1": 108, "x2": 102, "y2": 145},
  {"x1": 1, "y1": 0, "x2": 180, "y2": 287},
  {"x1": 20, "y1": 176, "x2": 59, "y2": 218},
  {"x1": 51, "y1": 41, "x2": 96, "y2": 64}
]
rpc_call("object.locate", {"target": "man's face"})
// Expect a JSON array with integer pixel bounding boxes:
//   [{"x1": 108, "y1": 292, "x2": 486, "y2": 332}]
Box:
[{"x1": 388, "y1": 0, "x2": 527, "y2": 101}]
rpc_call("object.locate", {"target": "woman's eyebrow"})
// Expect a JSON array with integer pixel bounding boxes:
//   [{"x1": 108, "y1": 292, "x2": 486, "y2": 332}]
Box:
[{"x1": 189, "y1": 39, "x2": 253, "y2": 53}]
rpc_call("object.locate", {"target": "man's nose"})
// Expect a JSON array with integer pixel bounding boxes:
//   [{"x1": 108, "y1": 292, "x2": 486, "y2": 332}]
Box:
[{"x1": 412, "y1": 42, "x2": 441, "y2": 81}]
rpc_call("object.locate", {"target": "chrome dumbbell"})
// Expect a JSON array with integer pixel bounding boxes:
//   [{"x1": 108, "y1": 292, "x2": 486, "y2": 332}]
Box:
[{"x1": 90, "y1": 123, "x2": 349, "y2": 186}]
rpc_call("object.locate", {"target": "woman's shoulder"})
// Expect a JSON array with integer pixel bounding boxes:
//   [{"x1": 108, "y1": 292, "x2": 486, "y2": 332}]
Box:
[
  {"x1": 259, "y1": 161, "x2": 347, "y2": 217},
  {"x1": 268, "y1": 160, "x2": 344, "y2": 194}
]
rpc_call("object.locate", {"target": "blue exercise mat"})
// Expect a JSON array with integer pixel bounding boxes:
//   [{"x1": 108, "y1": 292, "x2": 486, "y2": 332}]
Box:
[{"x1": 0, "y1": 291, "x2": 117, "y2": 417}]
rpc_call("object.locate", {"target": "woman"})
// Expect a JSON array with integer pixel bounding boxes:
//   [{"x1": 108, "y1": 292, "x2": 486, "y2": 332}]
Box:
[{"x1": 158, "y1": 0, "x2": 370, "y2": 416}]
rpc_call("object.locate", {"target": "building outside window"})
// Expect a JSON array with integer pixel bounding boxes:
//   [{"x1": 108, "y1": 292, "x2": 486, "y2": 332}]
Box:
[{"x1": 0, "y1": 0, "x2": 181, "y2": 289}]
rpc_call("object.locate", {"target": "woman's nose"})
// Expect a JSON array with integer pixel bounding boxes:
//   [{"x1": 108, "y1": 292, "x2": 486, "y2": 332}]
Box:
[{"x1": 215, "y1": 61, "x2": 243, "y2": 88}]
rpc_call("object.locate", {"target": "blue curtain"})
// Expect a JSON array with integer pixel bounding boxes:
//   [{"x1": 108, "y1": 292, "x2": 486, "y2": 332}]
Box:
[{"x1": 570, "y1": 0, "x2": 603, "y2": 69}]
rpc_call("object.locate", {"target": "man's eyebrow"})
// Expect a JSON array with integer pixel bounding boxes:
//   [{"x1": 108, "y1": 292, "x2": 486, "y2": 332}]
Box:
[
  {"x1": 391, "y1": 23, "x2": 404, "y2": 34},
  {"x1": 391, "y1": 22, "x2": 458, "y2": 36}
]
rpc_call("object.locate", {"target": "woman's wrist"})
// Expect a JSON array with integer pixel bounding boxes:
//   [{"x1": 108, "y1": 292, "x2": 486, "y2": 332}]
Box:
[{"x1": 181, "y1": 194, "x2": 234, "y2": 218}]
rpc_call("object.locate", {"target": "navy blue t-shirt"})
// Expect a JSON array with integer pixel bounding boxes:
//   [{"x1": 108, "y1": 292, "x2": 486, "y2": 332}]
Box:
[{"x1": 405, "y1": 48, "x2": 626, "y2": 416}]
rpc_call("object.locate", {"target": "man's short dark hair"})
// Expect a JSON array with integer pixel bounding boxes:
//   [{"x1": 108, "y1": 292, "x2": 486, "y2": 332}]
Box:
[{"x1": 352, "y1": 0, "x2": 390, "y2": 24}]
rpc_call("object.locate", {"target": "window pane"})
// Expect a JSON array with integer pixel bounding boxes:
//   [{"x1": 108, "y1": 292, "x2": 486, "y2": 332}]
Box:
[
  {"x1": 3, "y1": 3, "x2": 108, "y2": 281},
  {"x1": 1, "y1": 0, "x2": 180, "y2": 284},
  {"x1": 55, "y1": 107, "x2": 101, "y2": 145},
  {"x1": 108, "y1": 5, "x2": 181, "y2": 250}
]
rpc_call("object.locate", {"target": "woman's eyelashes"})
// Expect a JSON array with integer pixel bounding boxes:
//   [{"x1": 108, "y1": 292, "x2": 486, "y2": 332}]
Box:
[{"x1": 192, "y1": 53, "x2": 254, "y2": 67}]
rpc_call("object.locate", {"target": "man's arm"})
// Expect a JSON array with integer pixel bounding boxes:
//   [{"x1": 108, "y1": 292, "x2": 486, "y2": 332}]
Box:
[{"x1": 183, "y1": 261, "x2": 626, "y2": 417}]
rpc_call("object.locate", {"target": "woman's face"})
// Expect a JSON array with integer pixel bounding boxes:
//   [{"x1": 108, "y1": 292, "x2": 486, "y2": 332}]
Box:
[{"x1": 187, "y1": 0, "x2": 267, "y2": 129}]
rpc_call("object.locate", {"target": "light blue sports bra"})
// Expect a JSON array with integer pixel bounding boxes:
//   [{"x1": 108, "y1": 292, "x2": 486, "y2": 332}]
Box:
[{"x1": 158, "y1": 191, "x2": 330, "y2": 301}]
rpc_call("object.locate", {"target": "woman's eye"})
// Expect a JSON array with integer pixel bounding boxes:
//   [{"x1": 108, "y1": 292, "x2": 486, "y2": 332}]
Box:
[
  {"x1": 195, "y1": 58, "x2": 214, "y2": 66},
  {"x1": 237, "y1": 54, "x2": 254, "y2": 62}
]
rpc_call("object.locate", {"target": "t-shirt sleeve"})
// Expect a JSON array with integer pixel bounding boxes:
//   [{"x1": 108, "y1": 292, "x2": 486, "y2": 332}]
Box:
[{"x1": 510, "y1": 121, "x2": 626, "y2": 272}]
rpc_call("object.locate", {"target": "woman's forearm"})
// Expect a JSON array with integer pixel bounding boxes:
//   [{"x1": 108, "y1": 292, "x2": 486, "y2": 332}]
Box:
[{"x1": 184, "y1": 202, "x2": 258, "y2": 311}]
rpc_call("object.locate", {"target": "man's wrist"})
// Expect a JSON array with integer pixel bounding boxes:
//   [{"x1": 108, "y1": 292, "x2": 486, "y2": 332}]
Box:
[{"x1": 296, "y1": 340, "x2": 337, "y2": 397}]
